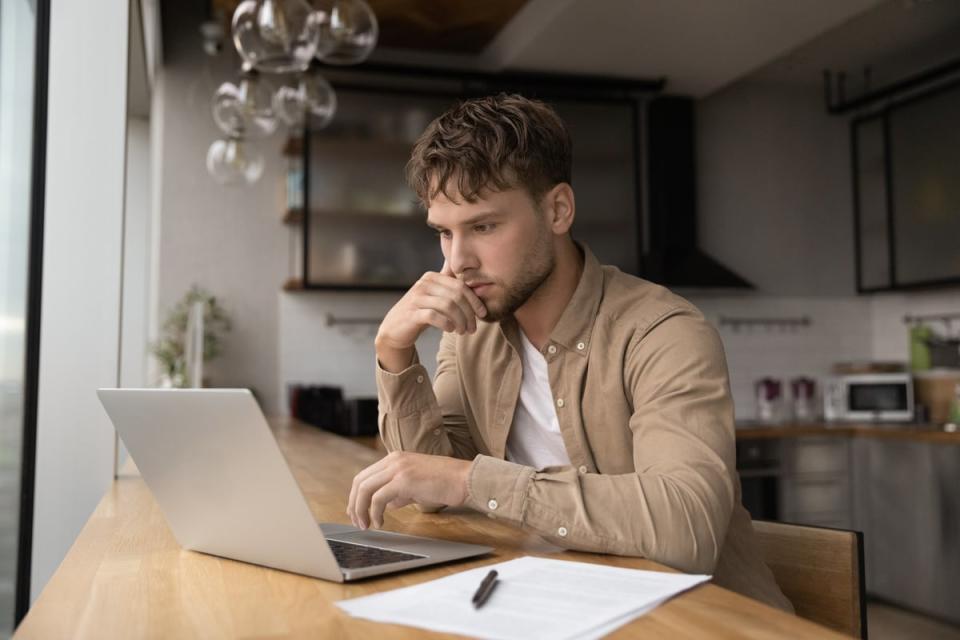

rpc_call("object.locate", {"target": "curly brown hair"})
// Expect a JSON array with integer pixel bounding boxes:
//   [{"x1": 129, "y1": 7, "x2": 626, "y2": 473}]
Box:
[{"x1": 405, "y1": 93, "x2": 572, "y2": 207}]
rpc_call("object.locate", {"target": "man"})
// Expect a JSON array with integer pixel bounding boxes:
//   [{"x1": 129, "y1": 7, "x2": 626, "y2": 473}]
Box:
[{"x1": 346, "y1": 94, "x2": 793, "y2": 612}]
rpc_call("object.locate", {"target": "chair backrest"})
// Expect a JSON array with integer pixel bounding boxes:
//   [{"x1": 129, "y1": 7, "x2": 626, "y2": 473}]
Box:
[{"x1": 752, "y1": 520, "x2": 867, "y2": 639}]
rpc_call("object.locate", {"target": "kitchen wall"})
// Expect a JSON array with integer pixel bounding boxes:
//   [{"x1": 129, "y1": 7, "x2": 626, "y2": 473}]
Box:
[
  {"x1": 156, "y1": 9, "x2": 288, "y2": 413},
  {"x1": 693, "y1": 75, "x2": 960, "y2": 417},
  {"x1": 156, "y1": 6, "x2": 960, "y2": 419}
]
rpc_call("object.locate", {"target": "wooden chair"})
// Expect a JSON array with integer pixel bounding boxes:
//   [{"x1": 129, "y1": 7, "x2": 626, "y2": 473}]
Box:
[{"x1": 752, "y1": 520, "x2": 867, "y2": 639}]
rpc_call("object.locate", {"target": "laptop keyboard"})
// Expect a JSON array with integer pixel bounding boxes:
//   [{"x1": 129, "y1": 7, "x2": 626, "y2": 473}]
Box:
[{"x1": 327, "y1": 538, "x2": 426, "y2": 569}]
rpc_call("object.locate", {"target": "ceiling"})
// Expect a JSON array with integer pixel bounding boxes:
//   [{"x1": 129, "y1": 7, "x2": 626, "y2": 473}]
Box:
[
  {"x1": 369, "y1": 0, "x2": 888, "y2": 96},
  {"x1": 753, "y1": 0, "x2": 960, "y2": 89},
  {"x1": 189, "y1": 0, "x2": 960, "y2": 98},
  {"x1": 367, "y1": 0, "x2": 529, "y2": 53},
  {"x1": 210, "y1": 0, "x2": 530, "y2": 53}
]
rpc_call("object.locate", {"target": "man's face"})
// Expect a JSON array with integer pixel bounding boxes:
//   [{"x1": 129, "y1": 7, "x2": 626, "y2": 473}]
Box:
[{"x1": 426, "y1": 186, "x2": 555, "y2": 322}]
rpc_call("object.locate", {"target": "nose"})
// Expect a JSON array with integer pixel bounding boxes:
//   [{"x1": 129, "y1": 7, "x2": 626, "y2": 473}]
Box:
[{"x1": 446, "y1": 233, "x2": 479, "y2": 276}]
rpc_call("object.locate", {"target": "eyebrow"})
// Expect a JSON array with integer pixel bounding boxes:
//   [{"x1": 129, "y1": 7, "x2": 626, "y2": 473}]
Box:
[{"x1": 426, "y1": 211, "x2": 502, "y2": 231}]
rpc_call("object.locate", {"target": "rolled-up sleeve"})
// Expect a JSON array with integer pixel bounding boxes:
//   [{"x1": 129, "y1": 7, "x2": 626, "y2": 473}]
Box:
[{"x1": 463, "y1": 311, "x2": 736, "y2": 575}]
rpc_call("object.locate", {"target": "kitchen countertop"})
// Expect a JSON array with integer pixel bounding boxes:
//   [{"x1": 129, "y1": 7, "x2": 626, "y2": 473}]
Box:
[{"x1": 735, "y1": 421, "x2": 960, "y2": 443}]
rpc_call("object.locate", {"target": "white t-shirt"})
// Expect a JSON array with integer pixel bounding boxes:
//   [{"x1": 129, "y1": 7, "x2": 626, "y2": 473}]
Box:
[{"x1": 505, "y1": 331, "x2": 572, "y2": 469}]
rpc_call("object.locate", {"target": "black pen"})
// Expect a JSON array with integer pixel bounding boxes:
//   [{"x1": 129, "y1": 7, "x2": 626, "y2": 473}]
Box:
[{"x1": 471, "y1": 569, "x2": 499, "y2": 609}]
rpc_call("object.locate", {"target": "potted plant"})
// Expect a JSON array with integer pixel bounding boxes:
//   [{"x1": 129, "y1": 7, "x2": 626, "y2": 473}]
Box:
[{"x1": 151, "y1": 285, "x2": 231, "y2": 388}]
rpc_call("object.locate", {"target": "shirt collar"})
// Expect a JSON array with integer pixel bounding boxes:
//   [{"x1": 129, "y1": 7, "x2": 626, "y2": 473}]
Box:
[
  {"x1": 499, "y1": 243, "x2": 603, "y2": 358},
  {"x1": 549, "y1": 243, "x2": 603, "y2": 357}
]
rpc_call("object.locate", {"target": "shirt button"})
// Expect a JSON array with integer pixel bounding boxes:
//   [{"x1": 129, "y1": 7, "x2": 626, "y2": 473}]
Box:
[
  {"x1": 487, "y1": 499, "x2": 498, "y2": 511},
  {"x1": 576, "y1": 342, "x2": 585, "y2": 351},
  {"x1": 416, "y1": 375, "x2": 424, "y2": 384},
  {"x1": 558, "y1": 526, "x2": 568, "y2": 537},
  {"x1": 547, "y1": 345, "x2": 557, "y2": 355},
  {"x1": 433, "y1": 428, "x2": 442, "y2": 436},
  {"x1": 556, "y1": 398, "x2": 565, "y2": 408},
  {"x1": 578, "y1": 465, "x2": 588, "y2": 474}
]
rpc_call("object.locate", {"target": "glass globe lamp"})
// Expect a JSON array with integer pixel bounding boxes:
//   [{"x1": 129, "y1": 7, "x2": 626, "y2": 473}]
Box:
[
  {"x1": 206, "y1": 137, "x2": 265, "y2": 185},
  {"x1": 211, "y1": 70, "x2": 278, "y2": 138},
  {"x1": 232, "y1": 0, "x2": 322, "y2": 73},
  {"x1": 314, "y1": 0, "x2": 378, "y2": 65},
  {"x1": 273, "y1": 73, "x2": 337, "y2": 129}
]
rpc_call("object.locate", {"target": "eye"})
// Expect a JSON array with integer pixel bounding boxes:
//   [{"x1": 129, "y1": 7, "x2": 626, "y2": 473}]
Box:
[
  {"x1": 434, "y1": 229, "x2": 452, "y2": 240},
  {"x1": 473, "y1": 223, "x2": 495, "y2": 234}
]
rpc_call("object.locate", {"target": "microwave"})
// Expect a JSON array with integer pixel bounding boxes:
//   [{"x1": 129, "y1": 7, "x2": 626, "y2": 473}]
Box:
[{"x1": 823, "y1": 373, "x2": 914, "y2": 422}]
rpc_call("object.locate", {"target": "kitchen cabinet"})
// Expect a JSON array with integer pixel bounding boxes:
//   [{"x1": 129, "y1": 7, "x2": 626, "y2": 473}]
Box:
[
  {"x1": 283, "y1": 69, "x2": 647, "y2": 291},
  {"x1": 737, "y1": 425, "x2": 960, "y2": 623},
  {"x1": 736, "y1": 436, "x2": 852, "y2": 528},
  {"x1": 779, "y1": 437, "x2": 852, "y2": 529},
  {"x1": 851, "y1": 81, "x2": 960, "y2": 292},
  {"x1": 852, "y1": 437, "x2": 960, "y2": 624}
]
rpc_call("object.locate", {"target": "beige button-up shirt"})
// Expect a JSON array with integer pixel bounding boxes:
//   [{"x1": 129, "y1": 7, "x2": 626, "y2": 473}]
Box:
[{"x1": 376, "y1": 246, "x2": 793, "y2": 613}]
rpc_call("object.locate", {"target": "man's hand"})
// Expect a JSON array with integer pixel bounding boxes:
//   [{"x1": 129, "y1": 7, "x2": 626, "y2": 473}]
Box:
[
  {"x1": 347, "y1": 451, "x2": 472, "y2": 530},
  {"x1": 375, "y1": 261, "x2": 487, "y2": 373}
]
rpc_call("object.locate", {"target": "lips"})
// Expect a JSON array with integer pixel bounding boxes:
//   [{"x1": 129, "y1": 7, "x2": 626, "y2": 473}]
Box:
[{"x1": 466, "y1": 282, "x2": 492, "y2": 294}]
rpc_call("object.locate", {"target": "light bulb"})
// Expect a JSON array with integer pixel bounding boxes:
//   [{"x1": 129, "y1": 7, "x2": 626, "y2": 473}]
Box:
[
  {"x1": 206, "y1": 137, "x2": 265, "y2": 185},
  {"x1": 273, "y1": 73, "x2": 337, "y2": 128},
  {"x1": 232, "y1": 0, "x2": 322, "y2": 73},
  {"x1": 314, "y1": 0, "x2": 378, "y2": 65},
  {"x1": 211, "y1": 72, "x2": 277, "y2": 137}
]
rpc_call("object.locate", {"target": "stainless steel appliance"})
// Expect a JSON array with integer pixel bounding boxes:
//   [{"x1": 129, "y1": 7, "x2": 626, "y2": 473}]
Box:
[{"x1": 823, "y1": 373, "x2": 914, "y2": 422}]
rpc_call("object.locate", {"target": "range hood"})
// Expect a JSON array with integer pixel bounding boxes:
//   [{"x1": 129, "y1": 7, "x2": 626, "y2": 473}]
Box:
[{"x1": 643, "y1": 96, "x2": 753, "y2": 289}]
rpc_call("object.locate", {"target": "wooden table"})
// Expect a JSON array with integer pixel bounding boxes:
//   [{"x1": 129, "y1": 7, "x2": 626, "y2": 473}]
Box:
[{"x1": 14, "y1": 418, "x2": 846, "y2": 639}]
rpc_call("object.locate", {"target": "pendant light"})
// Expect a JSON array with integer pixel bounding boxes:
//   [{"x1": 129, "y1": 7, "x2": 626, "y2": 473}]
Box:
[
  {"x1": 314, "y1": 0, "x2": 379, "y2": 66},
  {"x1": 232, "y1": 0, "x2": 322, "y2": 73},
  {"x1": 273, "y1": 72, "x2": 337, "y2": 129},
  {"x1": 206, "y1": 137, "x2": 265, "y2": 185},
  {"x1": 211, "y1": 67, "x2": 278, "y2": 138}
]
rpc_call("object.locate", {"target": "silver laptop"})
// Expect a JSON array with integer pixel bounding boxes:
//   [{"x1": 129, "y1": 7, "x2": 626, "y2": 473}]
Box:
[{"x1": 96, "y1": 388, "x2": 491, "y2": 581}]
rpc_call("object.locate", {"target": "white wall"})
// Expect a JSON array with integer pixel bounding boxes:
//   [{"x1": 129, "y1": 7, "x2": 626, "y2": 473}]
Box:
[
  {"x1": 31, "y1": 0, "x2": 129, "y2": 601},
  {"x1": 155, "y1": 35, "x2": 287, "y2": 411}
]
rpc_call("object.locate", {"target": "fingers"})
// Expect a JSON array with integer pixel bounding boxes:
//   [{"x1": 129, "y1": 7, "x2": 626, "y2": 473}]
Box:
[
  {"x1": 347, "y1": 458, "x2": 389, "y2": 526},
  {"x1": 415, "y1": 276, "x2": 487, "y2": 333},
  {"x1": 418, "y1": 287, "x2": 476, "y2": 333},
  {"x1": 428, "y1": 275, "x2": 487, "y2": 321},
  {"x1": 352, "y1": 468, "x2": 395, "y2": 529},
  {"x1": 461, "y1": 284, "x2": 488, "y2": 319},
  {"x1": 415, "y1": 299, "x2": 472, "y2": 335},
  {"x1": 434, "y1": 261, "x2": 487, "y2": 318},
  {"x1": 369, "y1": 483, "x2": 403, "y2": 529}
]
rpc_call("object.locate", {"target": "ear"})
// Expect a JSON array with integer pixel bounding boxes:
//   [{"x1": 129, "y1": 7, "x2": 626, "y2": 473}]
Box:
[{"x1": 542, "y1": 183, "x2": 575, "y2": 235}]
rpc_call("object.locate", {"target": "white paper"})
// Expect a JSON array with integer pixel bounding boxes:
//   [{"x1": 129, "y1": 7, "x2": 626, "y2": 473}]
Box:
[{"x1": 336, "y1": 556, "x2": 711, "y2": 640}]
